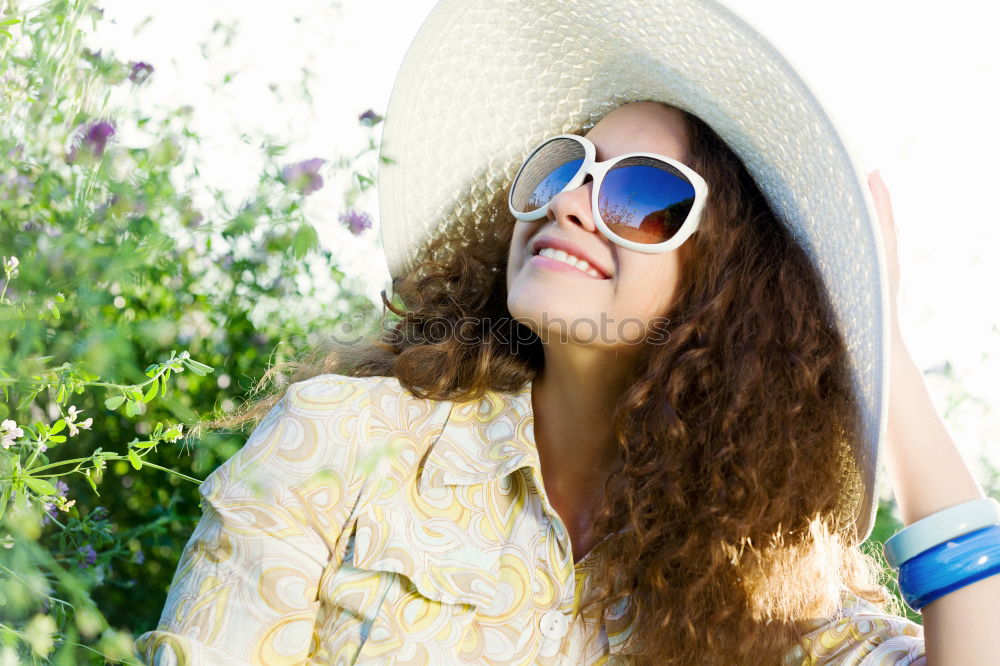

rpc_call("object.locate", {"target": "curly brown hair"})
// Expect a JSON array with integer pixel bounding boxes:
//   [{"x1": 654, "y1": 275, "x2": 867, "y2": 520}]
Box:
[{"x1": 198, "y1": 101, "x2": 898, "y2": 664}]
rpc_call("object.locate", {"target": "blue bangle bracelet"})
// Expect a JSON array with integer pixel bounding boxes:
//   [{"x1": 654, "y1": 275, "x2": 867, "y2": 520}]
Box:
[
  {"x1": 883, "y1": 497, "x2": 1000, "y2": 568},
  {"x1": 898, "y1": 523, "x2": 1000, "y2": 612}
]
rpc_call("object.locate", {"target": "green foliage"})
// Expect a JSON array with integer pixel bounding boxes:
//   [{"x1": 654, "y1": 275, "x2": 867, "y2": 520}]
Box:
[
  {"x1": 0, "y1": 0, "x2": 381, "y2": 661},
  {"x1": 865, "y1": 497, "x2": 921, "y2": 624}
]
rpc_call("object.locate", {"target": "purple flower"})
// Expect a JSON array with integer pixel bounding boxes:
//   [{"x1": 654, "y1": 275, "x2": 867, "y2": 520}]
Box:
[
  {"x1": 67, "y1": 120, "x2": 116, "y2": 163},
  {"x1": 84, "y1": 121, "x2": 115, "y2": 157},
  {"x1": 339, "y1": 209, "x2": 372, "y2": 236},
  {"x1": 280, "y1": 158, "x2": 326, "y2": 196},
  {"x1": 134, "y1": 549, "x2": 145, "y2": 565},
  {"x1": 358, "y1": 109, "x2": 383, "y2": 126},
  {"x1": 19, "y1": 220, "x2": 61, "y2": 238},
  {"x1": 41, "y1": 481, "x2": 70, "y2": 527},
  {"x1": 128, "y1": 61, "x2": 154, "y2": 84},
  {"x1": 41, "y1": 502, "x2": 60, "y2": 526},
  {"x1": 78, "y1": 544, "x2": 97, "y2": 569}
]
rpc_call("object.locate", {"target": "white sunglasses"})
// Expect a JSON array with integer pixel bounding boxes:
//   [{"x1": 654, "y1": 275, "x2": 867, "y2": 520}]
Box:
[{"x1": 508, "y1": 134, "x2": 709, "y2": 253}]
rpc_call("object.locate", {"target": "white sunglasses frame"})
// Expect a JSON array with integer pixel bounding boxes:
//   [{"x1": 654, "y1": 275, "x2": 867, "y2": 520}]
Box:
[{"x1": 507, "y1": 134, "x2": 709, "y2": 253}]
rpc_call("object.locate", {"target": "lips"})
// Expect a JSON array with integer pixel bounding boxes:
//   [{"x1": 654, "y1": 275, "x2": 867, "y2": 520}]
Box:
[{"x1": 529, "y1": 235, "x2": 612, "y2": 278}]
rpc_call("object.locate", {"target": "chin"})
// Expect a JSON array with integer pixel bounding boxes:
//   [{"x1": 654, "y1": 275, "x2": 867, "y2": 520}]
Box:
[{"x1": 510, "y1": 295, "x2": 601, "y2": 341}]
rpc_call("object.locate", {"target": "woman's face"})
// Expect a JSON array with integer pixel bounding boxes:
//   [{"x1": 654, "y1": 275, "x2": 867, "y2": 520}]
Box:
[{"x1": 506, "y1": 101, "x2": 692, "y2": 348}]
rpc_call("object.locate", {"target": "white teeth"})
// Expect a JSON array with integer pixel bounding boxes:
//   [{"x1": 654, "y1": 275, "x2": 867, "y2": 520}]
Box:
[{"x1": 538, "y1": 247, "x2": 603, "y2": 278}]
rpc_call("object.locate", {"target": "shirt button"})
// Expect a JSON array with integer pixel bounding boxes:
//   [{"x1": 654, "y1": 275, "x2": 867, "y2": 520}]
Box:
[{"x1": 539, "y1": 609, "x2": 570, "y2": 640}]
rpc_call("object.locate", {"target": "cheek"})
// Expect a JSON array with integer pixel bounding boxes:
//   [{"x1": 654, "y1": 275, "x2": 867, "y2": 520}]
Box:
[
  {"x1": 506, "y1": 223, "x2": 533, "y2": 283},
  {"x1": 617, "y1": 255, "x2": 680, "y2": 316}
]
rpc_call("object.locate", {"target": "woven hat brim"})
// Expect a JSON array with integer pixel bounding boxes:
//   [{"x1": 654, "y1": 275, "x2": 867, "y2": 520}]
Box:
[{"x1": 378, "y1": 0, "x2": 890, "y2": 543}]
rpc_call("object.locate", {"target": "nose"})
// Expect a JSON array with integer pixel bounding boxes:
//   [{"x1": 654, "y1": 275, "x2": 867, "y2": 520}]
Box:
[{"x1": 546, "y1": 175, "x2": 599, "y2": 234}]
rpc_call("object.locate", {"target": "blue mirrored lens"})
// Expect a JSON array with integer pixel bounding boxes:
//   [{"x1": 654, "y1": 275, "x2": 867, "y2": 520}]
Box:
[
  {"x1": 511, "y1": 138, "x2": 585, "y2": 213},
  {"x1": 599, "y1": 157, "x2": 696, "y2": 244}
]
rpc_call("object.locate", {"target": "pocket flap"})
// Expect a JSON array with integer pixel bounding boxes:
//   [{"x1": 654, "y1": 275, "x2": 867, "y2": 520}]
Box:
[{"x1": 350, "y1": 507, "x2": 498, "y2": 608}]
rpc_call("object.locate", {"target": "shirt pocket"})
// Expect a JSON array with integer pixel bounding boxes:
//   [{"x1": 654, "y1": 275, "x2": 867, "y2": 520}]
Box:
[{"x1": 322, "y1": 507, "x2": 498, "y2": 664}]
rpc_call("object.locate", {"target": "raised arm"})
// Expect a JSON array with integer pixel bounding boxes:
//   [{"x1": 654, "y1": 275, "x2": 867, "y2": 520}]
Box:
[{"x1": 870, "y1": 170, "x2": 999, "y2": 665}]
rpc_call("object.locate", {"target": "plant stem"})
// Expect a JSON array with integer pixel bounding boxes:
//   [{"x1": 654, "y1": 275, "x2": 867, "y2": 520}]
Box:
[{"x1": 13, "y1": 455, "x2": 202, "y2": 485}]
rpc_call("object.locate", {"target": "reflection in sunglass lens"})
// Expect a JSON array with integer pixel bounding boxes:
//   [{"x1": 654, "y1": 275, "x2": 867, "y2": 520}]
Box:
[
  {"x1": 599, "y1": 157, "x2": 696, "y2": 244},
  {"x1": 510, "y1": 138, "x2": 586, "y2": 213}
]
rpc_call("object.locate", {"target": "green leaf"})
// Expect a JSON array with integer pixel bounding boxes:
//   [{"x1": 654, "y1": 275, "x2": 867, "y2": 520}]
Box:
[
  {"x1": 51, "y1": 304, "x2": 60, "y2": 319},
  {"x1": 133, "y1": 440, "x2": 157, "y2": 449},
  {"x1": 50, "y1": 419, "x2": 66, "y2": 435},
  {"x1": 25, "y1": 477, "x2": 57, "y2": 495},
  {"x1": 127, "y1": 449, "x2": 142, "y2": 470},
  {"x1": 291, "y1": 224, "x2": 319, "y2": 260},
  {"x1": 145, "y1": 364, "x2": 158, "y2": 378},
  {"x1": 182, "y1": 359, "x2": 214, "y2": 376},
  {"x1": 0, "y1": 18, "x2": 23, "y2": 27},
  {"x1": 125, "y1": 400, "x2": 139, "y2": 417},
  {"x1": 16, "y1": 392, "x2": 34, "y2": 412},
  {"x1": 48, "y1": 435, "x2": 66, "y2": 443},
  {"x1": 143, "y1": 381, "x2": 158, "y2": 402},
  {"x1": 104, "y1": 395, "x2": 125, "y2": 410},
  {"x1": 56, "y1": 384, "x2": 66, "y2": 403},
  {"x1": 0, "y1": 483, "x2": 10, "y2": 521},
  {"x1": 84, "y1": 471, "x2": 100, "y2": 496}
]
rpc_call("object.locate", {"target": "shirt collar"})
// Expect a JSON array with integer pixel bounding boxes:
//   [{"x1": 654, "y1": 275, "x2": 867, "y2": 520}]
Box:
[{"x1": 417, "y1": 379, "x2": 540, "y2": 497}]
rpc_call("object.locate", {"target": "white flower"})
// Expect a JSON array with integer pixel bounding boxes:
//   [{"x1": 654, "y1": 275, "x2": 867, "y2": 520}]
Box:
[
  {"x1": 3, "y1": 255, "x2": 18, "y2": 273},
  {"x1": 1, "y1": 419, "x2": 23, "y2": 449},
  {"x1": 65, "y1": 406, "x2": 90, "y2": 437},
  {"x1": 68, "y1": 416, "x2": 92, "y2": 437}
]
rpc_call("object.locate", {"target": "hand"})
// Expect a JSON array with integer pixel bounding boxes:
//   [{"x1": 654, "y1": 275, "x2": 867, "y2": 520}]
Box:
[{"x1": 868, "y1": 169, "x2": 902, "y2": 339}]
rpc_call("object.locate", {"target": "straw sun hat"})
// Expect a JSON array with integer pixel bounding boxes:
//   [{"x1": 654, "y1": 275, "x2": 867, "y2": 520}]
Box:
[{"x1": 376, "y1": 0, "x2": 891, "y2": 543}]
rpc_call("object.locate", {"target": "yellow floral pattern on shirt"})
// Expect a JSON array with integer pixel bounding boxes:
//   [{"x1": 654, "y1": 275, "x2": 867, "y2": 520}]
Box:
[{"x1": 135, "y1": 373, "x2": 925, "y2": 665}]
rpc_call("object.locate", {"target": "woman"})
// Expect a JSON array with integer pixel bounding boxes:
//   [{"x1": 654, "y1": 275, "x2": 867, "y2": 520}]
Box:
[{"x1": 136, "y1": 1, "x2": 999, "y2": 664}]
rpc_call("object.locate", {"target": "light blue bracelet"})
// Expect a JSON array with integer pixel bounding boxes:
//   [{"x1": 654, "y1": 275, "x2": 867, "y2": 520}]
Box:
[
  {"x1": 898, "y1": 523, "x2": 1000, "y2": 612},
  {"x1": 883, "y1": 497, "x2": 1000, "y2": 568}
]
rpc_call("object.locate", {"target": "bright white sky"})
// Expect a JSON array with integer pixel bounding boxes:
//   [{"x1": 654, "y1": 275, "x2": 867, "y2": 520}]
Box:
[{"x1": 93, "y1": 0, "x2": 999, "y2": 484}]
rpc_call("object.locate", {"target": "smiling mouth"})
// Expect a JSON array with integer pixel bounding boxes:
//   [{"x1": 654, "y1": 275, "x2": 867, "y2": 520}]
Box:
[{"x1": 532, "y1": 246, "x2": 607, "y2": 278}]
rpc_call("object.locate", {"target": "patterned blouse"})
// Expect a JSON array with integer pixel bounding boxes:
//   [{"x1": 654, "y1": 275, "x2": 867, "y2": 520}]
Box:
[{"x1": 135, "y1": 373, "x2": 926, "y2": 665}]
